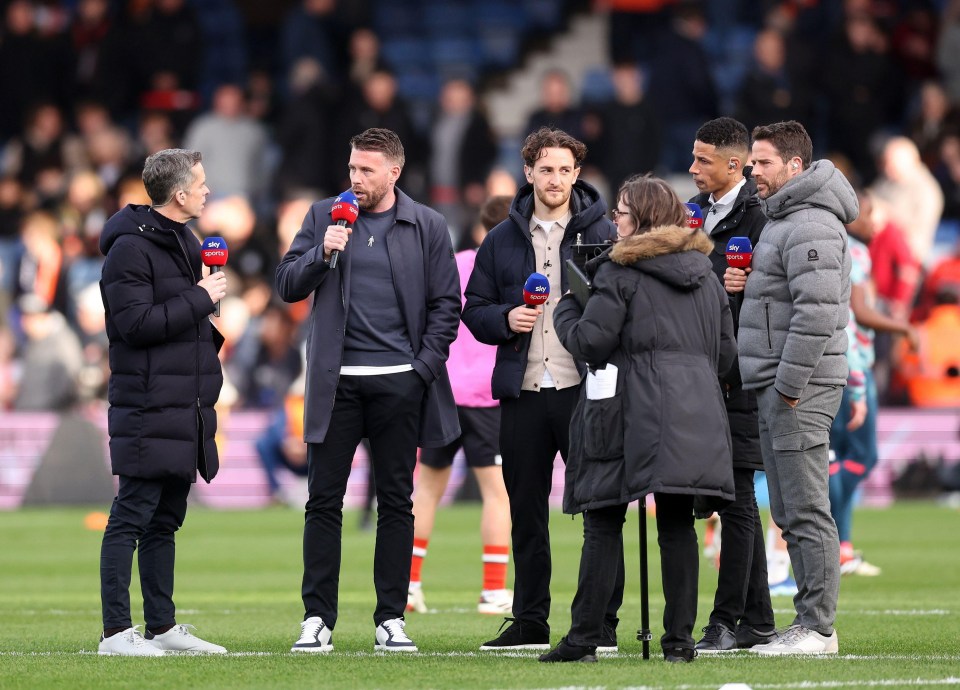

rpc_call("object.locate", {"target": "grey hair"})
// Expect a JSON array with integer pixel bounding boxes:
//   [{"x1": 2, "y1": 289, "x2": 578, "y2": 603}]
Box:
[{"x1": 142, "y1": 149, "x2": 202, "y2": 206}]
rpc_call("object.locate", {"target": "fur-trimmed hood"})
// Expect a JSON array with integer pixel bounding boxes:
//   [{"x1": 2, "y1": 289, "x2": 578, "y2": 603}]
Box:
[{"x1": 608, "y1": 225, "x2": 716, "y2": 291}]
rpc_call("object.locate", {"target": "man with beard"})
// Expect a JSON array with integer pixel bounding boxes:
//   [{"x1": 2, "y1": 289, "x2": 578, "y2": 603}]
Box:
[
  {"x1": 463, "y1": 127, "x2": 619, "y2": 651},
  {"x1": 724, "y1": 121, "x2": 857, "y2": 655},
  {"x1": 276, "y1": 128, "x2": 460, "y2": 653}
]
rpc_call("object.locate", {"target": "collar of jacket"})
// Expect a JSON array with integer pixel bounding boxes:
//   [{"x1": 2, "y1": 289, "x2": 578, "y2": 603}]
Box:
[
  {"x1": 392, "y1": 187, "x2": 419, "y2": 226},
  {"x1": 610, "y1": 225, "x2": 714, "y2": 265}
]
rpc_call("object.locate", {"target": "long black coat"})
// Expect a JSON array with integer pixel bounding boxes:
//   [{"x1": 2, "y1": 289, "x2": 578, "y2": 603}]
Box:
[
  {"x1": 275, "y1": 189, "x2": 461, "y2": 447},
  {"x1": 99, "y1": 205, "x2": 223, "y2": 483},
  {"x1": 691, "y1": 174, "x2": 767, "y2": 471},
  {"x1": 553, "y1": 225, "x2": 736, "y2": 513}
]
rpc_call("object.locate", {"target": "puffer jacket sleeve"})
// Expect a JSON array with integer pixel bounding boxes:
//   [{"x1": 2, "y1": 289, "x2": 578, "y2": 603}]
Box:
[
  {"x1": 102, "y1": 238, "x2": 214, "y2": 348},
  {"x1": 553, "y1": 266, "x2": 627, "y2": 366},
  {"x1": 463, "y1": 232, "x2": 515, "y2": 346},
  {"x1": 777, "y1": 223, "x2": 846, "y2": 398},
  {"x1": 717, "y1": 283, "x2": 737, "y2": 378}
]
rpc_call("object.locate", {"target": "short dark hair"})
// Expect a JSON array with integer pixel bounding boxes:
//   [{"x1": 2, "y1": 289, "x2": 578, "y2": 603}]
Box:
[
  {"x1": 617, "y1": 174, "x2": 688, "y2": 235},
  {"x1": 350, "y1": 127, "x2": 405, "y2": 168},
  {"x1": 142, "y1": 148, "x2": 202, "y2": 206},
  {"x1": 520, "y1": 126, "x2": 587, "y2": 169},
  {"x1": 751, "y1": 120, "x2": 813, "y2": 170},
  {"x1": 695, "y1": 117, "x2": 750, "y2": 158},
  {"x1": 479, "y1": 195, "x2": 512, "y2": 232}
]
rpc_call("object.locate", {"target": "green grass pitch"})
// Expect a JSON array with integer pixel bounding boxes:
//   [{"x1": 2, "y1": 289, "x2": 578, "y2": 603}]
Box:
[{"x1": 1, "y1": 502, "x2": 958, "y2": 689}]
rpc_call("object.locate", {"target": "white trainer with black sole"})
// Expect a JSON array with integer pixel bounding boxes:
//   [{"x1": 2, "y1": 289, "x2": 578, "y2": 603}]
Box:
[
  {"x1": 98, "y1": 626, "x2": 165, "y2": 656},
  {"x1": 375, "y1": 618, "x2": 417, "y2": 652},
  {"x1": 291, "y1": 616, "x2": 334, "y2": 653},
  {"x1": 146, "y1": 624, "x2": 227, "y2": 654}
]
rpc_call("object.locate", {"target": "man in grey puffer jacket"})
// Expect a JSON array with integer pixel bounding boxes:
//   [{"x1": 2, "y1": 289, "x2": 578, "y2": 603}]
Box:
[{"x1": 724, "y1": 121, "x2": 857, "y2": 656}]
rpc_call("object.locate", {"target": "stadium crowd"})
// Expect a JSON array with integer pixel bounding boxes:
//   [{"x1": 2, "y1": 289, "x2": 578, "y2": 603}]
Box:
[{"x1": 1, "y1": 0, "x2": 959, "y2": 420}]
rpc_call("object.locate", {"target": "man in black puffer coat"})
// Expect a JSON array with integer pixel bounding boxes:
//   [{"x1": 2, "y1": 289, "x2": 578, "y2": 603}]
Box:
[
  {"x1": 687, "y1": 118, "x2": 777, "y2": 652},
  {"x1": 97, "y1": 149, "x2": 228, "y2": 657}
]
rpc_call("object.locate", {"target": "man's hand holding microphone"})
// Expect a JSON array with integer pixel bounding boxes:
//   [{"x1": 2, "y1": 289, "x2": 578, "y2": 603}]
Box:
[
  {"x1": 509, "y1": 273, "x2": 550, "y2": 334},
  {"x1": 325, "y1": 190, "x2": 360, "y2": 267}
]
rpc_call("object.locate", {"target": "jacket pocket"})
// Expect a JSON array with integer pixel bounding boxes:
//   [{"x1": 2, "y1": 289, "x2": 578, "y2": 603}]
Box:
[
  {"x1": 582, "y1": 396, "x2": 624, "y2": 462},
  {"x1": 764, "y1": 299, "x2": 773, "y2": 349},
  {"x1": 771, "y1": 429, "x2": 829, "y2": 452}
]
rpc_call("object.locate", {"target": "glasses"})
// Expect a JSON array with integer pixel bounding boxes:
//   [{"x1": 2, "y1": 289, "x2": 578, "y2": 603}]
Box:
[{"x1": 610, "y1": 208, "x2": 631, "y2": 221}]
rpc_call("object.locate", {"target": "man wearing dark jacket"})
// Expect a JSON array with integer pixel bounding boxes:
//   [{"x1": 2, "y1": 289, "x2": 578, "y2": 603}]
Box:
[
  {"x1": 97, "y1": 149, "x2": 227, "y2": 656},
  {"x1": 726, "y1": 121, "x2": 856, "y2": 655},
  {"x1": 463, "y1": 127, "x2": 618, "y2": 650},
  {"x1": 688, "y1": 117, "x2": 777, "y2": 653},
  {"x1": 276, "y1": 128, "x2": 460, "y2": 654}
]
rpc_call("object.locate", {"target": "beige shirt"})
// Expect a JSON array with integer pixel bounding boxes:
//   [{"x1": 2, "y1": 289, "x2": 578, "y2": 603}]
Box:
[{"x1": 522, "y1": 212, "x2": 582, "y2": 392}]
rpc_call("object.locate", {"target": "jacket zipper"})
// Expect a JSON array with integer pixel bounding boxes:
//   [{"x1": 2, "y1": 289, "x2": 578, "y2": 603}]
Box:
[{"x1": 764, "y1": 301, "x2": 773, "y2": 349}]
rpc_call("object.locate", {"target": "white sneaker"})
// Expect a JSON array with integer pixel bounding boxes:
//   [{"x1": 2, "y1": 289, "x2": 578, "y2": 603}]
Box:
[
  {"x1": 146, "y1": 624, "x2": 226, "y2": 654},
  {"x1": 406, "y1": 586, "x2": 428, "y2": 614},
  {"x1": 375, "y1": 618, "x2": 417, "y2": 652},
  {"x1": 291, "y1": 616, "x2": 333, "y2": 653},
  {"x1": 98, "y1": 626, "x2": 165, "y2": 656},
  {"x1": 752, "y1": 625, "x2": 838, "y2": 655},
  {"x1": 477, "y1": 589, "x2": 513, "y2": 615}
]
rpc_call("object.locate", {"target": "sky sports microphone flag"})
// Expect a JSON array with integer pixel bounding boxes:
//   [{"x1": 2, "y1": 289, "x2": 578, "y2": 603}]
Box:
[
  {"x1": 725, "y1": 236, "x2": 753, "y2": 269},
  {"x1": 523, "y1": 272, "x2": 550, "y2": 307},
  {"x1": 684, "y1": 202, "x2": 704, "y2": 230},
  {"x1": 200, "y1": 236, "x2": 228, "y2": 317},
  {"x1": 329, "y1": 189, "x2": 360, "y2": 269}
]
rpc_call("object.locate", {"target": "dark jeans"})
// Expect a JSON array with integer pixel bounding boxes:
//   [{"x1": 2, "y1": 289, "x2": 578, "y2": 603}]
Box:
[
  {"x1": 302, "y1": 370, "x2": 424, "y2": 629},
  {"x1": 100, "y1": 475, "x2": 190, "y2": 630},
  {"x1": 655, "y1": 493, "x2": 699, "y2": 650},
  {"x1": 708, "y1": 468, "x2": 775, "y2": 631},
  {"x1": 567, "y1": 503, "x2": 627, "y2": 648},
  {"x1": 499, "y1": 387, "x2": 579, "y2": 632}
]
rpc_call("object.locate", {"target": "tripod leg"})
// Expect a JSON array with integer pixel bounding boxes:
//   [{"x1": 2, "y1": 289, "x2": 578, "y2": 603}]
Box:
[{"x1": 637, "y1": 495, "x2": 652, "y2": 659}]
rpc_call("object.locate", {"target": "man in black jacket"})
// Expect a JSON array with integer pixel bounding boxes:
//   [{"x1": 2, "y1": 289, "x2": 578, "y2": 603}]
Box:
[
  {"x1": 276, "y1": 128, "x2": 460, "y2": 654},
  {"x1": 97, "y1": 149, "x2": 227, "y2": 656},
  {"x1": 463, "y1": 127, "x2": 619, "y2": 650},
  {"x1": 687, "y1": 117, "x2": 777, "y2": 652}
]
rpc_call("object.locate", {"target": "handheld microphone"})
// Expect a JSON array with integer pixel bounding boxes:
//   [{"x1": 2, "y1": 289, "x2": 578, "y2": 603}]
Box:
[
  {"x1": 523, "y1": 272, "x2": 550, "y2": 308},
  {"x1": 200, "y1": 236, "x2": 229, "y2": 317},
  {"x1": 684, "y1": 202, "x2": 704, "y2": 230},
  {"x1": 725, "y1": 236, "x2": 753, "y2": 269},
  {"x1": 329, "y1": 189, "x2": 360, "y2": 269}
]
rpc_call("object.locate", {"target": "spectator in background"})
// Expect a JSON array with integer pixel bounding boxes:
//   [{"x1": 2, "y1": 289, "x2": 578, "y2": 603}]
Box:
[
  {"x1": 229, "y1": 302, "x2": 302, "y2": 410},
  {"x1": 280, "y1": 0, "x2": 345, "y2": 88},
  {"x1": 910, "y1": 81, "x2": 960, "y2": 171},
  {"x1": 822, "y1": 12, "x2": 902, "y2": 182},
  {"x1": 429, "y1": 78, "x2": 498, "y2": 243},
  {"x1": 868, "y1": 196, "x2": 922, "y2": 321},
  {"x1": 346, "y1": 27, "x2": 385, "y2": 98},
  {"x1": 526, "y1": 69, "x2": 585, "y2": 141},
  {"x1": 735, "y1": 29, "x2": 814, "y2": 133},
  {"x1": 184, "y1": 84, "x2": 270, "y2": 204},
  {"x1": 605, "y1": 0, "x2": 671, "y2": 65},
  {"x1": 275, "y1": 58, "x2": 337, "y2": 200},
  {"x1": 256, "y1": 369, "x2": 309, "y2": 505},
  {"x1": 591, "y1": 63, "x2": 660, "y2": 194},
  {"x1": 871, "y1": 136, "x2": 944, "y2": 268},
  {"x1": 0, "y1": 176, "x2": 24, "y2": 295},
  {"x1": 14, "y1": 211, "x2": 68, "y2": 316},
  {"x1": 407, "y1": 195, "x2": 513, "y2": 617},
  {"x1": 68, "y1": 0, "x2": 117, "y2": 105},
  {"x1": 936, "y1": 0, "x2": 960, "y2": 104},
  {"x1": 197, "y1": 195, "x2": 276, "y2": 286},
  {"x1": 889, "y1": 1, "x2": 938, "y2": 86},
  {"x1": 647, "y1": 4, "x2": 719, "y2": 172},
  {"x1": 0, "y1": 323, "x2": 16, "y2": 409},
  {"x1": 934, "y1": 134, "x2": 960, "y2": 220},
  {"x1": 127, "y1": 0, "x2": 203, "y2": 105},
  {"x1": 14, "y1": 294, "x2": 82, "y2": 411},
  {"x1": 2, "y1": 102, "x2": 86, "y2": 196}
]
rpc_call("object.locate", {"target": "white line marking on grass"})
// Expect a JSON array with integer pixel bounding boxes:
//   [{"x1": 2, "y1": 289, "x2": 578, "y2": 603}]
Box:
[
  {"x1": 521, "y1": 679, "x2": 960, "y2": 690},
  {"x1": 772, "y1": 609, "x2": 951, "y2": 616}
]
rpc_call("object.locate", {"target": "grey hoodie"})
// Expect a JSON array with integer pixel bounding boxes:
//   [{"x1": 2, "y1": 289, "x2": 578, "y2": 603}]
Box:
[{"x1": 738, "y1": 159, "x2": 858, "y2": 398}]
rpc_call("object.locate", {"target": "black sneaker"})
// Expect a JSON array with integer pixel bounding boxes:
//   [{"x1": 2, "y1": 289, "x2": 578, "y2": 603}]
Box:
[
  {"x1": 736, "y1": 625, "x2": 778, "y2": 649},
  {"x1": 663, "y1": 646, "x2": 697, "y2": 663},
  {"x1": 479, "y1": 617, "x2": 550, "y2": 650},
  {"x1": 695, "y1": 622, "x2": 738, "y2": 653},
  {"x1": 597, "y1": 625, "x2": 618, "y2": 654},
  {"x1": 539, "y1": 637, "x2": 597, "y2": 663}
]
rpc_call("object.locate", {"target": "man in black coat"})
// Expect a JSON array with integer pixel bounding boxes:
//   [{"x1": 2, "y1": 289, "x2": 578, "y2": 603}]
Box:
[
  {"x1": 97, "y1": 149, "x2": 227, "y2": 656},
  {"x1": 276, "y1": 128, "x2": 460, "y2": 653},
  {"x1": 687, "y1": 117, "x2": 777, "y2": 652},
  {"x1": 463, "y1": 127, "x2": 619, "y2": 651}
]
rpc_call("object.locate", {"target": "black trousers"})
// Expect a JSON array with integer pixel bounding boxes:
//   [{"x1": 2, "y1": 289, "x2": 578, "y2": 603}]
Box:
[
  {"x1": 302, "y1": 370, "x2": 424, "y2": 629},
  {"x1": 500, "y1": 386, "x2": 624, "y2": 633},
  {"x1": 708, "y1": 468, "x2": 775, "y2": 631},
  {"x1": 100, "y1": 475, "x2": 190, "y2": 630},
  {"x1": 567, "y1": 503, "x2": 626, "y2": 648},
  {"x1": 655, "y1": 493, "x2": 699, "y2": 650}
]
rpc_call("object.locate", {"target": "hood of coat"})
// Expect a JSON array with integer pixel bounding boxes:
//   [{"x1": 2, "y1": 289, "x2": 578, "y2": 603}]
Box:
[
  {"x1": 609, "y1": 224, "x2": 715, "y2": 291},
  {"x1": 761, "y1": 159, "x2": 859, "y2": 224},
  {"x1": 99, "y1": 204, "x2": 190, "y2": 256}
]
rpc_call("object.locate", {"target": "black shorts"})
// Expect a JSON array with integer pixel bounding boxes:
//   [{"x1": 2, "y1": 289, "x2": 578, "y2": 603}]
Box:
[{"x1": 419, "y1": 406, "x2": 501, "y2": 469}]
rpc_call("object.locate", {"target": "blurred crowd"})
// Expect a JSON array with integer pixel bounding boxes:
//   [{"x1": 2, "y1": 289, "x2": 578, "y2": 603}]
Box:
[{"x1": 1, "y1": 0, "x2": 959, "y2": 418}]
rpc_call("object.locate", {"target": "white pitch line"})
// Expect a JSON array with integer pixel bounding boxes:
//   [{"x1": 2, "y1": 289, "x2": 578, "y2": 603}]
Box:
[{"x1": 522, "y1": 679, "x2": 960, "y2": 690}]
